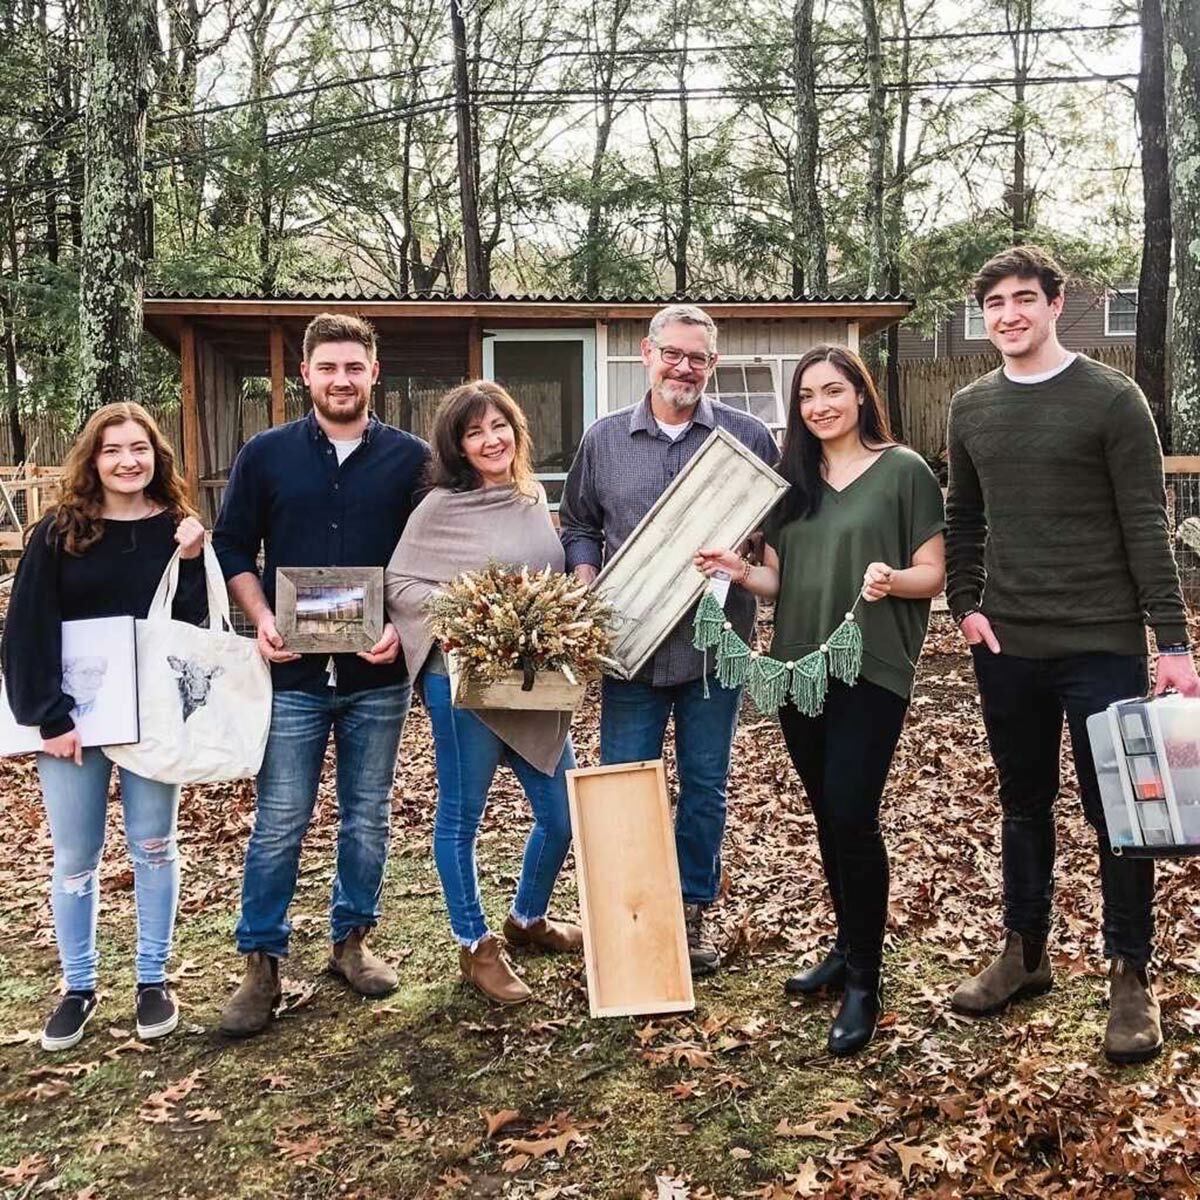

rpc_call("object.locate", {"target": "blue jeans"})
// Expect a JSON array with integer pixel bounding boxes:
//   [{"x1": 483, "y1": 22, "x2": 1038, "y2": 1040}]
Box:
[
  {"x1": 236, "y1": 682, "x2": 411, "y2": 956},
  {"x1": 600, "y1": 674, "x2": 742, "y2": 906},
  {"x1": 421, "y1": 671, "x2": 576, "y2": 946},
  {"x1": 38, "y1": 749, "x2": 180, "y2": 990}
]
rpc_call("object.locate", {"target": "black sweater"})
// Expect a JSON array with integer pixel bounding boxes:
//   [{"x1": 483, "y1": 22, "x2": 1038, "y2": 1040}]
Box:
[{"x1": 1, "y1": 512, "x2": 207, "y2": 738}]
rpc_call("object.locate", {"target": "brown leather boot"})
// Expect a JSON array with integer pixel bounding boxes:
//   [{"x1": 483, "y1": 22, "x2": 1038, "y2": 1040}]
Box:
[
  {"x1": 1104, "y1": 958, "x2": 1162, "y2": 1065},
  {"x1": 218, "y1": 951, "x2": 281, "y2": 1037},
  {"x1": 502, "y1": 913, "x2": 583, "y2": 953},
  {"x1": 459, "y1": 934, "x2": 532, "y2": 1005},
  {"x1": 950, "y1": 932, "x2": 1052, "y2": 1016},
  {"x1": 327, "y1": 927, "x2": 398, "y2": 997}
]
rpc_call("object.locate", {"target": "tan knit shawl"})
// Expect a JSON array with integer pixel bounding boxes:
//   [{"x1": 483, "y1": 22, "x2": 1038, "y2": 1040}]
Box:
[{"x1": 385, "y1": 484, "x2": 571, "y2": 775}]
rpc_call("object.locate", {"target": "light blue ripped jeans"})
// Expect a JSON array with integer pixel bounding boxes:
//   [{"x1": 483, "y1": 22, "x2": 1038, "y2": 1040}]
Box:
[{"x1": 38, "y1": 749, "x2": 180, "y2": 991}]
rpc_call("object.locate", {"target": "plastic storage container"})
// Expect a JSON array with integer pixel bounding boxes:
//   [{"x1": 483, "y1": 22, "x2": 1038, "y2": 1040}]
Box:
[{"x1": 1087, "y1": 695, "x2": 1200, "y2": 857}]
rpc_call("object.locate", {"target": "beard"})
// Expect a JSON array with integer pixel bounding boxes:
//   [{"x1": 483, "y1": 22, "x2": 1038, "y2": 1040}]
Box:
[
  {"x1": 312, "y1": 387, "x2": 369, "y2": 425},
  {"x1": 652, "y1": 377, "x2": 704, "y2": 412}
]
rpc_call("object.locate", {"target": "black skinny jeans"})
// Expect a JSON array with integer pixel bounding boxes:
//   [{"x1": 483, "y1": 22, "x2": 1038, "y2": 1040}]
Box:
[
  {"x1": 778, "y1": 678, "x2": 909, "y2": 980},
  {"x1": 970, "y1": 647, "x2": 1153, "y2": 968}
]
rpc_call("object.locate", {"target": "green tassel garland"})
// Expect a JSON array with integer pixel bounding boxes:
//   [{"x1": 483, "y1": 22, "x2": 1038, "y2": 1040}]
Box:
[
  {"x1": 689, "y1": 584, "x2": 868, "y2": 717},
  {"x1": 789, "y1": 649, "x2": 828, "y2": 717},
  {"x1": 746, "y1": 652, "x2": 789, "y2": 713},
  {"x1": 692, "y1": 589, "x2": 726, "y2": 650},
  {"x1": 825, "y1": 612, "x2": 863, "y2": 686}
]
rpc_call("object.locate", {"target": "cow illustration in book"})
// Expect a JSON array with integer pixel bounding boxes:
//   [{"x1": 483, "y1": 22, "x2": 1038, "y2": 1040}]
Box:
[{"x1": 167, "y1": 655, "x2": 223, "y2": 721}]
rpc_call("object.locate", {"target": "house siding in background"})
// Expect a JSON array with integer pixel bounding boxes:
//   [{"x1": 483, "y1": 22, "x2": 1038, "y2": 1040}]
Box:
[{"x1": 897, "y1": 284, "x2": 1163, "y2": 360}]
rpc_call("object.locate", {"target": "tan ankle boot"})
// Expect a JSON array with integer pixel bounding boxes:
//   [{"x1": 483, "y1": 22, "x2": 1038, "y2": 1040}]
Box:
[
  {"x1": 1105, "y1": 958, "x2": 1162, "y2": 1065},
  {"x1": 950, "y1": 932, "x2": 1052, "y2": 1015},
  {"x1": 328, "y1": 927, "x2": 398, "y2": 997},
  {"x1": 218, "y1": 951, "x2": 281, "y2": 1037},
  {"x1": 459, "y1": 934, "x2": 532, "y2": 1005},
  {"x1": 502, "y1": 914, "x2": 583, "y2": 954}
]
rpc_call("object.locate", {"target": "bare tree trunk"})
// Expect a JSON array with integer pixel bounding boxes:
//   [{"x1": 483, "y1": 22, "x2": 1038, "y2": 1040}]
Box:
[
  {"x1": 1164, "y1": 0, "x2": 1200, "y2": 449},
  {"x1": 450, "y1": 0, "x2": 487, "y2": 293},
  {"x1": 861, "y1": 0, "x2": 887, "y2": 293},
  {"x1": 76, "y1": 0, "x2": 154, "y2": 416},
  {"x1": 884, "y1": 0, "x2": 914, "y2": 440},
  {"x1": 1137, "y1": 0, "x2": 1171, "y2": 449},
  {"x1": 1005, "y1": 0, "x2": 1034, "y2": 242},
  {"x1": 673, "y1": 0, "x2": 691, "y2": 295},
  {"x1": 791, "y1": 0, "x2": 826, "y2": 295},
  {"x1": 583, "y1": 0, "x2": 632, "y2": 295},
  {"x1": 2, "y1": 195, "x2": 25, "y2": 463}
]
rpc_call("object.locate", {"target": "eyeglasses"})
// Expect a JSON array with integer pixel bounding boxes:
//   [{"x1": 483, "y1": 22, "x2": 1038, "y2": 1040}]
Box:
[{"x1": 654, "y1": 343, "x2": 716, "y2": 371}]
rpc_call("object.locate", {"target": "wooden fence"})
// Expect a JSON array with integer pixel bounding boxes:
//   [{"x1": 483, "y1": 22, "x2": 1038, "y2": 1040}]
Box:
[
  {"x1": 0, "y1": 405, "x2": 184, "y2": 467},
  {"x1": 890, "y1": 345, "x2": 1137, "y2": 461}
]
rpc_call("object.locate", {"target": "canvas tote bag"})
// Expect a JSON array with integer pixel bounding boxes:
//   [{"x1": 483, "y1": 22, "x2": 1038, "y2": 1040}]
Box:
[{"x1": 104, "y1": 545, "x2": 272, "y2": 784}]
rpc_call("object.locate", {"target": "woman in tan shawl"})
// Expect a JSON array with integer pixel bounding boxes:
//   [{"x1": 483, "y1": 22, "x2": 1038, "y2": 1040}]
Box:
[{"x1": 386, "y1": 382, "x2": 581, "y2": 1005}]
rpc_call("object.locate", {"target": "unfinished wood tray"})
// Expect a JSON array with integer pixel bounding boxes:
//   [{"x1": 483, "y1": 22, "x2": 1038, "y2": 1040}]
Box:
[
  {"x1": 447, "y1": 651, "x2": 589, "y2": 711},
  {"x1": 566, "y1": 760, "x2": 695, "y2": 1018},
  {"x1": 593, "y1": 426, "x2": 787, "y2": 679}
]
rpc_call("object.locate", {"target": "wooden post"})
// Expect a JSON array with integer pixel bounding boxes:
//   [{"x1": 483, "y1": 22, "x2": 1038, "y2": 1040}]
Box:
[
  {"x1": 467, "y1": 319, "x2": 484, "y2": 379},
  {"x1": 180, "y1": 320, "x2": 200, "y2": 507},
  {"x1": 269, "y1": 321, "x2": 286, "y2": 425}
]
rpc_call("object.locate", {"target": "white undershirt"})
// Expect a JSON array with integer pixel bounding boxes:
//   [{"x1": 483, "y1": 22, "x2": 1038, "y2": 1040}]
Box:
[
  {"x1": 656, "y1": 417, "x2": 690, "y2": 441},
  {"x1": 1004, "y1": 352, "x2": 1077, "y2": 385},
  {"x1": 330, "y1": 436, "x2": 362, "y2": 465}
]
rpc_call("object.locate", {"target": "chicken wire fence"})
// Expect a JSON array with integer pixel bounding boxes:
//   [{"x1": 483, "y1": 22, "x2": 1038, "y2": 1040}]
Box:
[{"x1": 1167, "y1": 469, "x2": 1200, "y2": 607}]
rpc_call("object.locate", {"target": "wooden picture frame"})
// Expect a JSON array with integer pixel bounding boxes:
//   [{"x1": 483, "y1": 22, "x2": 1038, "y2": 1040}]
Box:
[
  {"x1": 594, "y1": 426, "x2": 787, "y2": 679},
  {"x1": 447, "y1": 651, "x2": 589, "y2": 712},
  {"x1": 566, "y1": 760, "x2": 695, "y2": 1018},
  {"x1": 275, "y1": 566, "x2": 384, "y2": 654}
]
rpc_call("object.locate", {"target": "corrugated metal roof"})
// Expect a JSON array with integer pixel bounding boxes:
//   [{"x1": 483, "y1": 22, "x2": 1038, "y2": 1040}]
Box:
[{"x1": 145, "y1": 286, "x2": 911, "y2": 304}]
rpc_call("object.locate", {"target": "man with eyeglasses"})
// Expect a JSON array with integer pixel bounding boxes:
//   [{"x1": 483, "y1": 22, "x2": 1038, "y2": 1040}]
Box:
[{"x1": 560, "y1": 303, "x2": 779, "y2": 976}]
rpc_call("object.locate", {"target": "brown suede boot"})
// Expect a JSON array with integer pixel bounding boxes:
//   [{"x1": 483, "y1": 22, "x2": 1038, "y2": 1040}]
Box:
[
  {"x1": 327, "y1": 927, "x2": 398, "y2": 997},
  {"x1": 1104, "y1": 958, "x2": 1162, "y2": 1065},
  {"x1": 218, "y1": 951, "x2": 281, "y2": 1037},
  {"x1": 502, "y1": 914, "x2": 583, "y2": 953},
  {"x1": 950, "y1": 932, "x2": 1052, "y2": 1016},
  {"x1": 459, "y1": 934, "x2": 532, "y2": 1005}
]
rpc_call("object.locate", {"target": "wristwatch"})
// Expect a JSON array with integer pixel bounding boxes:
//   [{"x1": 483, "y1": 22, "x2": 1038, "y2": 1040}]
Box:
[
  {"x1": 953, "y1": 607, "x2": 981, "y2": 627},
  {"x1": 1158, "y1": 642, "x2": 1192, "y2": 656}
]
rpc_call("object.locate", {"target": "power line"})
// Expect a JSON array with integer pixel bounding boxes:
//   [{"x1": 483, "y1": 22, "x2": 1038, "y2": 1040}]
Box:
[
  {"x1": 0, "y1": 68, "x2": 1140, "y2": 206},
  {"x1": 1, "y1": 19, "x2": 1138, "y2": 155}
]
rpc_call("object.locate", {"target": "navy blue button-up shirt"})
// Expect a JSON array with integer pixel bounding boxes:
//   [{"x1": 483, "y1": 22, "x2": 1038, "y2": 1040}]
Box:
[
  {"x1": 213, "y1": 410, "x2": 430, "y2": 693},
  {"x1": 559, "y1": 392, "x2": 779, "y2": 687}
]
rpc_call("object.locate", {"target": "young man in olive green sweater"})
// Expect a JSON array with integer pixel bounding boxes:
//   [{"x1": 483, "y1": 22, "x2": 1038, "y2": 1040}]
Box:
[{"x1": 945, "y1": 245, "x2": 1200, "y2": 1064}]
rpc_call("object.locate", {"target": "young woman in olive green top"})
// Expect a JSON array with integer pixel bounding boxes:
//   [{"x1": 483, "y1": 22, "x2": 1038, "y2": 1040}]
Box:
[{"x1": 696, "y1": 344, "x2": 945, "y2": 1056}]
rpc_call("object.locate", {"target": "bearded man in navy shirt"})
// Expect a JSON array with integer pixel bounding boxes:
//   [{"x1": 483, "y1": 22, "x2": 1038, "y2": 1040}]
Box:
[{"x1": 213, "y1": 313, "x2": 429, "y2": 1038}]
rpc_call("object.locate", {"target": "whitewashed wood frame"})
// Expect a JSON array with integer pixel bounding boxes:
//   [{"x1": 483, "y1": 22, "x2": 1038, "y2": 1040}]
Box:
[{"x1": 593, "y1": 426, "x2": 788, "y2": 679}]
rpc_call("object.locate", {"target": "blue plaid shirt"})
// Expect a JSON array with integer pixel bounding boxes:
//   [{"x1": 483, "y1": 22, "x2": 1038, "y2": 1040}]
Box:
[{"x1": 559, "y1": 393, "x2": 779, "y2": 686}]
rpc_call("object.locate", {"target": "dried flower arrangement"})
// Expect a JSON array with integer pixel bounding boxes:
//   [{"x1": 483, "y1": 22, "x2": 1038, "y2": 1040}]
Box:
[{"x1": 426, "y1": 562, "x2": 616, "y2": 688}]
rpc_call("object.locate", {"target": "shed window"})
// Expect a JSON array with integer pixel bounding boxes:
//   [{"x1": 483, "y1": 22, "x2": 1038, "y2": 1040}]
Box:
[
  {"x1": 1105, "y1": 289, "x2": 1137, "y2": 336},
  {"x1": 964, "y1": 299, "x2": 987, "y2": 340},
  {"x1": 705, "y1": 360, "x2": 784, "y2": 426}
]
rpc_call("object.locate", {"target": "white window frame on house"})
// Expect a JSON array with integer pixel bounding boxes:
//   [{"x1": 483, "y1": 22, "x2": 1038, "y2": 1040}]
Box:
[
  {"x1": 1105, "y1": 288, "x2": 1138, "y2": 337},
  {"x1": 964, "y1": 298, "x2": 987, "y2": 341},
  {"x1": 704, "y1": 357, "x2": 785, "y2": 428},
  {"x1": 483, "y1": 327, "x2": 596, "y2": 506}
]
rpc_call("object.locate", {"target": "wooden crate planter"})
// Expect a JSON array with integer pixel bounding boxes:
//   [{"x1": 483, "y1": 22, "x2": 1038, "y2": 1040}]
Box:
[
  {"x1": 594, "y1": 426, "x2": 788, "y2": 679},
  {"x1": 566, "y1": 760, "x2": 695, "y2": 1018},
  {"x1": 447, "y1": 651, "x2": 589, "y2": 711}
]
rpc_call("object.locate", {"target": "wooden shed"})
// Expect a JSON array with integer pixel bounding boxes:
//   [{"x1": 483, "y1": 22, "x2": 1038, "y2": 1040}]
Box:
[{"x1": 142, "y1": 291, "x2": 912, "y2": 518}]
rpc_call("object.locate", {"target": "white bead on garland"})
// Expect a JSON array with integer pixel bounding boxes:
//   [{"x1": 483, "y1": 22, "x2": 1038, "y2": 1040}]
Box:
[{"x1": 692, "y1": 590, "x2": 864, "y2": 716}]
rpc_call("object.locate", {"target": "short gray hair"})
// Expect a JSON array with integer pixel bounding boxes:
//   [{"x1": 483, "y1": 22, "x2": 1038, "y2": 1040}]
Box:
[{"x1": 648, "y1": 304, "x2": 718, "y2": 349}]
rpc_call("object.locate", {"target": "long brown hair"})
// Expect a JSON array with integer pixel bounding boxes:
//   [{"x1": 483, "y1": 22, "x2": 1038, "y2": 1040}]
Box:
[
  {"x1": 426, "y1": 381, "x2": 539, "y2": 499},
  {"x1": 774, "y1": 344, "x2": 894, "y2": 525},
  {"x1": 51, "y1": 402, "x2": 196, "y2": 555}
]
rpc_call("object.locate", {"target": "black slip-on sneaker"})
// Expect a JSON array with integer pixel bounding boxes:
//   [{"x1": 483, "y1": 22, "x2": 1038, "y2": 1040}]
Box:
[
  {"x1": 41, "y1": 991, "x2": 97, "y2": 1052},
  {"x1": 135, "y1": 984, "x2": 179, "y2": 1041}
]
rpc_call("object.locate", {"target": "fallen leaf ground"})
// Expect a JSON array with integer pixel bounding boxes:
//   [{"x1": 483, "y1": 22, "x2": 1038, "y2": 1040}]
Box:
[{"x1": 3, "y1": 615, "x2": 1200, "y2": 1199}]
